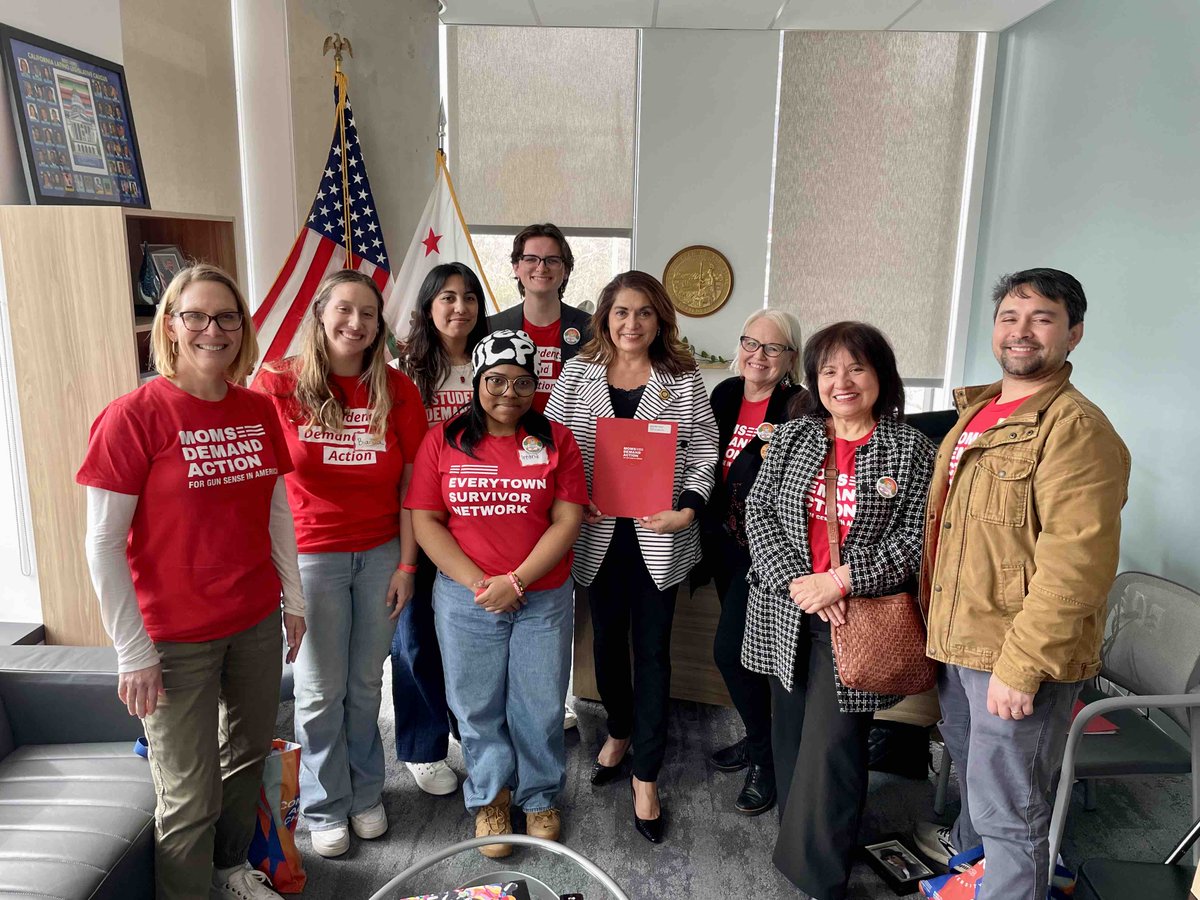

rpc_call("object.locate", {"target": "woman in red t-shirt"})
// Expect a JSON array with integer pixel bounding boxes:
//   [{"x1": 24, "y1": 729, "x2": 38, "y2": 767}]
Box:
[
  {"x1": 386, "y1": 263, "x2": 489, "y2": 796},
  {"x1": 406, "y1": 329, "x2": 587, "y2": 859},
  {"x1": 255, "y1": 270, "x2": 427, "y2": 858},
  {"x1": 742, "y1": 322, "x2": 935, "y2": 900},
  {"x1": 77, "y1": 264, "x2": 305, "y2": 900}
]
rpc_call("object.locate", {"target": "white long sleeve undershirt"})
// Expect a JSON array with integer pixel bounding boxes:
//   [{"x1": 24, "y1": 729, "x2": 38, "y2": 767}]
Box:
[{"x1": 84, "y1": 478, "x2": 305, "y2": 673}]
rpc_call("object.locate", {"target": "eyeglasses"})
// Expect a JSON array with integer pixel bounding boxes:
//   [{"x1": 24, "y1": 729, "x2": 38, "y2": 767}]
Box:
[
  {"x1": 518, "y1": 254, "x2": 565, "y2": 270},
  {"x1": 482, "y1": 374, "x2": 537, "y2": 397},
  {"x1": 174, "y1": 311, "x2": 244, "y2": 332},
  {"x1": 739, "y1": 335, "x2": 794, "y2": 358}
]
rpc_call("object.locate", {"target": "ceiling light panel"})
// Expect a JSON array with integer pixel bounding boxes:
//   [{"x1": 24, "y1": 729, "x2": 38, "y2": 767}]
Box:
[
  {"x1": 440, "y1": 0, "x2": 539, "y2": 26},
  {"x1": 533, "y1": 0, "x2": 655, "y2": 28},
  {"x1": 774, "y1": 0, "x2": 918, "y2": 31},
  {"x1": 655, "y1": 0, "x2": 785, "y2": 30}
]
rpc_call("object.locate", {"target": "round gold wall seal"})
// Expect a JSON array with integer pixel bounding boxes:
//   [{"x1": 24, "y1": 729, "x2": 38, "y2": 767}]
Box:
[{"x1": 662, "y1": 245, "x2": 733, "y2": 318}]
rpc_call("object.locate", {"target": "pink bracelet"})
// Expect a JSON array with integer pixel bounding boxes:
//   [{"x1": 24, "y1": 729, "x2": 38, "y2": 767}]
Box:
[
  {"x1": 507, "y1": 572, "x2": 526, "y2": 598},
  {"x1": 827, "y1": 569, "x2": 848, "y2": 597}
]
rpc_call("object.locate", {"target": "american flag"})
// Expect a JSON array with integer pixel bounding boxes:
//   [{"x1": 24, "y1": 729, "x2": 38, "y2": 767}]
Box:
[{"x1": 251, "y1": 72, "x2": 391, "y2": 374}]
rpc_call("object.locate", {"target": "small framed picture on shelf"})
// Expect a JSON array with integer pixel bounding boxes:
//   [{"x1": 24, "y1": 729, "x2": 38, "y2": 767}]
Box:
[
  {"x1": 136, "y1": 243, "x2": 187, "y2": 308},
  {"x1": 0, "y1": 23, "x2": 149, "y2": 208},
  {"x1": 862, "y1": 835, "x2": 936, "y2": 895}
]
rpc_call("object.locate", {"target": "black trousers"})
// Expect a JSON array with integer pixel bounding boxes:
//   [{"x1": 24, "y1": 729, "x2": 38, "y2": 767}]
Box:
[
  {"x1": 770, "y1": 620, "x2": 873, "y2": 900},
  {"x1": 711, "y1": 552, "x2": 773, "y2": 768},
  {"x1": 588, "y1": 520, "x2": 678, "y2": 782}
]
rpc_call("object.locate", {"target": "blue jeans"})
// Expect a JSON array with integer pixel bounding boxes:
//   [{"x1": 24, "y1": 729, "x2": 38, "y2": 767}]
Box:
[
  {"x1": 938, "y1": 664, "x2": 1084, "y2": 900},
  {"x1": 433, "y1": 572, "x2": 573, "y2": 813},
  {"x1": 390, "y1": 552, "x2": 452, "y2": 762},
  {"x1": 294, "y1": 538, "x2": 399, "y2": 830}
]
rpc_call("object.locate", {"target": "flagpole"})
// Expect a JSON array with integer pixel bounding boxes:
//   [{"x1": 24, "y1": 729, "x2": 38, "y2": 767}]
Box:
[
  {"x1": 436, "y1": 109, "x2": 500, "y2": 312},
  {"x1": 324, "y1": 34, "x2": 355, "y2": 269}
]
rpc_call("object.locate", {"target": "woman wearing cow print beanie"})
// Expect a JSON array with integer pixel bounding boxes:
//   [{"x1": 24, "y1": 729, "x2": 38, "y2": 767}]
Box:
[{"x1": 406, "y1": 329, "x2": 588, "y2": 858}]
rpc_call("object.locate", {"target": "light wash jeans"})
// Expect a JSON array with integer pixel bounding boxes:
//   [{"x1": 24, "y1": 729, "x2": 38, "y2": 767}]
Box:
[
  {"x1": 433, "y1": 572, "x2": 573, "y2": 813},
  {"x1": 295, "y1": 538, "x2": 399, "y2": 830}
]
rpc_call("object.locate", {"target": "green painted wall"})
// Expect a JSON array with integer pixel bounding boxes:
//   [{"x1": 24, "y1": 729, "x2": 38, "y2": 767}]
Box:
[{"x1": 963, "y1": 0, "x2": 1200, "y2": 589}]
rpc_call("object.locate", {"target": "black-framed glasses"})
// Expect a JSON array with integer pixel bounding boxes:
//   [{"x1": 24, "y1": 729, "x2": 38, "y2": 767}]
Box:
[
  {"x1": 739, "y1": 335, "x2": 794, "y2": 358},
  {"x1": 518, "y1": 254, "x2": 565, "y2": 270},
  {"x1": 482, "y1": 374, "x2": 537, "y2": 397},
  {"x1": 175, "y1": 311, "x2": 244, "y2": 332}
]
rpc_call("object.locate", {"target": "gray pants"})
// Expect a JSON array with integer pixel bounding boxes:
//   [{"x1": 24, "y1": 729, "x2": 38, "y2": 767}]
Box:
[
  {"x1": 938, "y1": 664, "x2": 1083, "y2": 900},
  {"x1": 143, "y1": 610, "x2": 283, "y2": 899}
]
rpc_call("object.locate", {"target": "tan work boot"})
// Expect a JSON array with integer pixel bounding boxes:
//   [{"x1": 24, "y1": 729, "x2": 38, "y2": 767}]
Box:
[
  {"x1": 525, "y1": 808, "x2": 561, "y2": 842},
  {"x1": 474, "y1": 788, "x2": 513, "y2": 858}
]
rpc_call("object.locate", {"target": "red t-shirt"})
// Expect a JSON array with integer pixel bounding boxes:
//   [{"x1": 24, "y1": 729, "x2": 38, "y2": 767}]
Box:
[
  {"x1": 806, "y1": 428, "x2": 874, "y2": 574},
  {"x1": 75, "y1": 377, "x2": 293, "y2": 643},
  {"x1": 404, "y1": 420, "x2": 588, "y2": 590},
  {"x1": 522, "y1": 316, "x2": 562, "y2": 414},
  {"x1": 722, "y1": 395, "x2": 771, "y2": 478},
  {"x1": 255, "y1": 366, "x2": 428, "y2": 553},
  {"x1": 426, "y1": 363, "x2": 474, "y2": 427},
  {"x1": 947, "y1": 396, "x2": 1025, "y2": 484}
]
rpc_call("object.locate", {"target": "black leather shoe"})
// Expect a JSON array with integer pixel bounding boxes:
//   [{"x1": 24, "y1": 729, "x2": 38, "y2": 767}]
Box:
[
  {"x1": 709, "y1": 737, "x2": 750, "y2": 773},
  {"x1": 632, "y1": 784, "x2": 666, "y2": 843},
  {"x1": 634, "y1": 810, "x2": 666, "y2": 843},
  {"x1": 735, "y1": 763, "x2": 776, "y2": 816},
  {"x1": 589, "y1": 752, "x2": 630, "y2": 786}
]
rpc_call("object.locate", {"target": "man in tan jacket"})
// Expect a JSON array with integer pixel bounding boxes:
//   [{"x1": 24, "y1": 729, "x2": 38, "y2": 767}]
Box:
[{"x1": 913, "y1": 268, "x2": 1130, "y2": 899}]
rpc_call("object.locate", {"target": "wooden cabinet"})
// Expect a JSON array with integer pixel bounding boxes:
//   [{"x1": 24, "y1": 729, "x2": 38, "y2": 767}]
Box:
[{"x1": 0, "y1": 207, "x2": 237, "y2": 646}]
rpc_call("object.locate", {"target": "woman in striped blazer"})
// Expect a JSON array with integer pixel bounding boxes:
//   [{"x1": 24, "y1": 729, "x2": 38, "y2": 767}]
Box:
[{"x1": 545, "y1": 271, "x2": 718, "y2": 844}]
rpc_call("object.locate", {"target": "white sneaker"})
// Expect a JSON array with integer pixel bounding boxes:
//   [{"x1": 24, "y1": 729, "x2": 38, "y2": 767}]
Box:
[
  {"x1": 913, "y1": 821, "x2": 971, "y2": 872},
  {"x1": 563, "y1": 704, "x2": 578, "y2": 730},
  {"x1": 350, "y1": 802, "x2": 388, "y2": 839},
  {"x1": 309, "y1": 823, "x2": 350, "y2": 857},
  {"x1": 213, "y1": 863, "x2": 283, "y2": 899},
  {"x1": 406, "y1": 759, "x2": 459, "y2": 795}
]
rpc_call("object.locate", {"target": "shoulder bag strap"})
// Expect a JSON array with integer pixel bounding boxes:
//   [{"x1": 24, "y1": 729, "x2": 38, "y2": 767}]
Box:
[{"x1": 822, "y1": 441, "x2": 843, "y2": 571}]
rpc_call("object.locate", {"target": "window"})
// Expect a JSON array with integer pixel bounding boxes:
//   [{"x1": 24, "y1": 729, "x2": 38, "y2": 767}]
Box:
[{"x1": 768, "y1": 31, "x2": 979, "y2": 383}]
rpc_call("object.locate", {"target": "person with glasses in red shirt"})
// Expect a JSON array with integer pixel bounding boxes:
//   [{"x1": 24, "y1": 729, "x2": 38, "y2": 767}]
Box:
[
  {"x1": 78, "y1": 264, "x2": 304, "y2": 900},
  {"x1": 407, "y1": 329, "x2": 587, "y2": 858}
]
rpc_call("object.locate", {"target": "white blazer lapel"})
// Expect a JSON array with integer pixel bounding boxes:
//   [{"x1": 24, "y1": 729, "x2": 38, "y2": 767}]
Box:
[{"x1": 634, "y1": 368, "x2": 676, "y2": 421}]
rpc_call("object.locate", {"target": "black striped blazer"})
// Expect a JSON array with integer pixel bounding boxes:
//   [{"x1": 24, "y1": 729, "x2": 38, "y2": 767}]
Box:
[
  {"x1": 741, "y1": 414, "x2": 935, "y2": 712},
  {"x1": 545, "y1": 358, "x2": 719, "y2": 590}
]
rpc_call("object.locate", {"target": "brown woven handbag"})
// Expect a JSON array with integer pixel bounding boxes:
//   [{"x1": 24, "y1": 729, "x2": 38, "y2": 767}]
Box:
[{"x1": 822, "y1": 450, "x2": 937, "y2": 696}]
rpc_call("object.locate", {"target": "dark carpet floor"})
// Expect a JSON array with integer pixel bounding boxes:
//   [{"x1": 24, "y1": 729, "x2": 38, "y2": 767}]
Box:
[{"x1": 274, "y1": 665, "x2": 1192, "y2": 899}]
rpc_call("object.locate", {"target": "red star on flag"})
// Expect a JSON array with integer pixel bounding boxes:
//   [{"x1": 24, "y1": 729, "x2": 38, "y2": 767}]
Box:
[{"x1": 420, "y1": 228, "x2": 443, "y2": 257}]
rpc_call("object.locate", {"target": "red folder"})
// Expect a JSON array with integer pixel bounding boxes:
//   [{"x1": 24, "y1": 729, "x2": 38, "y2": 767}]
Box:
[
  {"x1": 592, "y1": 417, "x2": 677, "y2": 519},
  {"x1": 1072, "y1": 699, "x2": 1119, "y2": 735}
]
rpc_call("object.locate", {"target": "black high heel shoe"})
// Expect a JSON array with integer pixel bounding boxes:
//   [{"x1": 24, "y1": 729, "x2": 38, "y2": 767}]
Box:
[
  {"x1": 632, "y1": 782, "x2": 665, "y2": 844},
  {"x1": 589, "y1": 751, "x2": 630, "y2": 786}
]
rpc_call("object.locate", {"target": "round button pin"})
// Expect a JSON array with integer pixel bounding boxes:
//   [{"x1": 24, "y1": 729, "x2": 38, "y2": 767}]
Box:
[{"x1": 876, "y1": 476, "x2": 898, "y2": 498}]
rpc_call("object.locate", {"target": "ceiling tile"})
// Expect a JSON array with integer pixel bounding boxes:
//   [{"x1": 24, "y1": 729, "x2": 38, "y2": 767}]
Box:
[
  {"x1": 533, "y1": 0, "x2": 655, "y2": 28},
  {"x1": 440, "y1": 0, "x2": 538, "y2": 27},
  {"x1": 890, "y1": 0, "x2": 1058, "y2": 32},
  {"x1": 774, "y1": 0, "x2": 918, "y2": 31},
  {"x1": 654, "y1": 0, "x2": 783, "y2": 30}
]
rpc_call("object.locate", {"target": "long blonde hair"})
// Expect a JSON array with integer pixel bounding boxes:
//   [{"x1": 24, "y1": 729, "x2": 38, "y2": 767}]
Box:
[
  {"x1": 275, "y1": 270, "x2": 392, "y2": 436},
  {"x1": 150, "y1": 264, "x2": 258, "y2": 385}
]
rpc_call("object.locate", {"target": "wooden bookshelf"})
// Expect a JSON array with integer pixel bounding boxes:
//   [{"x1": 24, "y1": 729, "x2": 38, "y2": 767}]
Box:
[{"x1": 0, "y1": 207, "x2": 237, "y2": 646}]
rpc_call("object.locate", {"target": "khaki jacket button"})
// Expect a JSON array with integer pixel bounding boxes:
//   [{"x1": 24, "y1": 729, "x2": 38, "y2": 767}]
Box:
[
  {"x1": 934, "y1": 585, "x2": 942, "y2": 592},
  {"x1": 998, "y1": 470, "x2": 1006, "y2": 477}
]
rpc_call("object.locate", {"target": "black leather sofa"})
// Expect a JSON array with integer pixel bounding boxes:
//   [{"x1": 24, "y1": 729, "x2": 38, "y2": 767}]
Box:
[{"x1": 0, "y1": 645, "x2": 154, "y2": 899}]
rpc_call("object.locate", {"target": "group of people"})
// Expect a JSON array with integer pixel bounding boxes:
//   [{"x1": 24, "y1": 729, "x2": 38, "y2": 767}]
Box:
[{"x1": 78, "y1": 216, "x2": 1129, "y2": 900}]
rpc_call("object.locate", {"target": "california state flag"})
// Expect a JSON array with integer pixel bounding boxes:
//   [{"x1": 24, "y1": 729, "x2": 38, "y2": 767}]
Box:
[{"x1": 382, "y1": 150, "x2": 497, "y2": 341}]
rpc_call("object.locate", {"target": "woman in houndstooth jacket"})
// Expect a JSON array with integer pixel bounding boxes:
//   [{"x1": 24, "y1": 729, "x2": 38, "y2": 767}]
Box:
[{"x1": 742, "y1": 321, "x2": 935, "y2": 900}]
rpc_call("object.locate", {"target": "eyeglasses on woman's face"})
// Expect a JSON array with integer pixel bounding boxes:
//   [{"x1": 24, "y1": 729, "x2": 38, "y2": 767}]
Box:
[
  {"x1": 174, "y1": 310, "x2": 244, "y2": 332},
  {"x1": 517, "y1": 254, "x2": 565, "y2": 271},
  {"x1": 739, "y1": 335, "x2": 793, "y2": 358},
  {"x1": 482, "y1": 374, "x2": 537, "y2": 397}
]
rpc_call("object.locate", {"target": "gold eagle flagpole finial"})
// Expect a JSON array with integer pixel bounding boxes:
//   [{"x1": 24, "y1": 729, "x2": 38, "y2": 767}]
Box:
[{"x1": 322, "y1": 33, "x2": 353, "y2": 73}]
